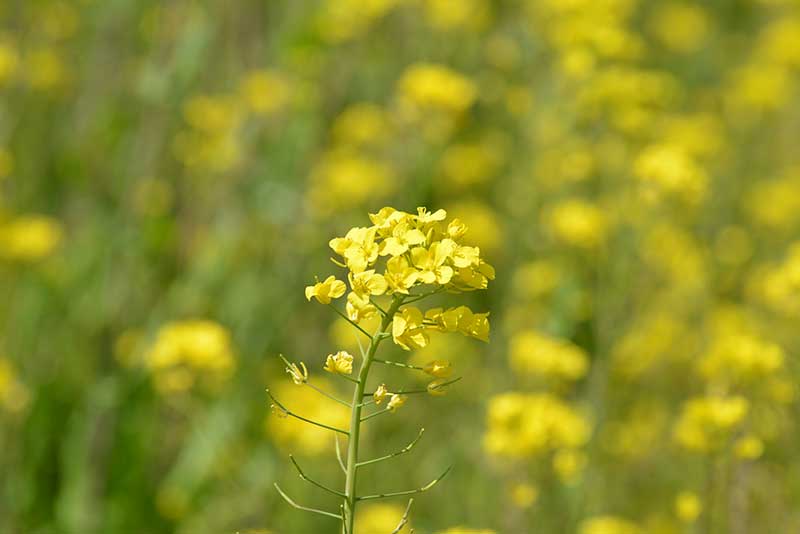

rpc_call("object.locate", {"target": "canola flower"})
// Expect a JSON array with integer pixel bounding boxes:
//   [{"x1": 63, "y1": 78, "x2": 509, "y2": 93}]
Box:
[
  {"x1": 269, "y1": 206, "x2": 493, "y2": 533},
  {"x1": 0, "y1": 214, "x2": 63, "y2": 262},
  {"x1": 144, "y1": 320, "x2": 236, "y2": 395}
]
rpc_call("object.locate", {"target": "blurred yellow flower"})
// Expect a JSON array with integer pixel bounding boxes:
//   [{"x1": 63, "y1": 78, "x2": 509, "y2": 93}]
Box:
[
  {"x1": 422, "y1": 0, "x2": 491, "y2": 31},
  {"x1": 553, "y1": 448, "x2": 587, "y2": 482},
  {"x1": 26, "y1": 48, "x2": 68, "y2": 90},
  {"x1": 633, "y1": 143, "x2": 708, "y2": 204},
  {"x1": 308, "y1": 150, "x2": 396, "y2": 216},
  {"x1": 438, "y1": 140, "x2": 504, "y2": 189},
  {"x1": 484, "y1": 392, "x2": 590, "y2": 458},
  {"x1": 673, "y1": 395, "x2": 749, "y2": 452},
  {"x1": 145, "y1": 320, "x2": 236, "y2": 394},
  {"x1": 675, "y1": 491, "x2": 701, "y2": 523},
  {"x1": 0, "y1": 41, "x2": 18, "y2": 85},
  {"x1": 0, "y1": 215, "x2": 63, "y2": 261},
  {"x1": 239, "y1": 69, "x2": 291, "y2": 115},
  {"x1": 734, "y1": 435, "x2": 764, "y2": 459},
  {"x1": 332, "y1": 103, "x2": 391, "y2": 147},
  {"x1": 579, "y1": 516, "x2": 642, "y2": 534},
  {"x1": 545, "y1": 198, "x2": 608, "y2": 249},
  {"x1": 317, "y1": 0, "x2": 405, "y2": 43},
  {"x1": 649, "y1": 3, "x2": 709, "y2": 53},
  {"x1": 398, "y1": 63, "x2": 477, "y2": 115},
  {"x1": 510, "y1": 330, "x2": 588, "y2": 382},
  {"x1": 510, "y1": 482, "x2": 538, "y2": 508}
]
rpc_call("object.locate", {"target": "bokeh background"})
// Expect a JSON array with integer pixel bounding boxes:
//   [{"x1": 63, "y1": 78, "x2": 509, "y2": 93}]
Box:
[{"x1": 2, "y1": 0, "x2": 800, "y2": 533}]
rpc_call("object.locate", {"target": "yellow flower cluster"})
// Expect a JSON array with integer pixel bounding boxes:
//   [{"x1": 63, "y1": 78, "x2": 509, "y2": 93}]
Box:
[
  {"x1": 673, "y1": 395, "x2": 749, "y2": 452},
  {"x1": 579, "y1": 516, "x2": 642, "y2": 534},
  {"x1": 308, "y1": 207, "x2": 494, "y2": 352},
  {"x1": 316, "y1": 0, "x2": 406, "y2": 43},
  {"x1": 144, "y1": 320, "x2": 236, "y2": 394},
  {"x1": 751, "y1": 241, "x2": 800, "y2": 317},
  {"x1": 698, "y1": 332, "x2": 785, "y2": 386},
  {"x1": 510, "y1": 330, "x2": 589, "y2": 382},
  {"x1": 397, "y1": 63, "x2": 478, "y2": 116},
  {"x1": 174, "y1": 69, "x2": 292, "y2": 173},
  {"x1": 483, "y1": 392, "x2": 590, "y2": 458},
  {"x1": 0, "y1": 214, "x2": 63, "y2": 262}
]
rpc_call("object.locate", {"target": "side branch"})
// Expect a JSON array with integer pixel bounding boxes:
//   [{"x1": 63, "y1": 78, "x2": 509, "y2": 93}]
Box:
[
  {"x1": 335, "y1": 435, "x2": 347, "y2": 474},
  {"x1": 361, "y1": 377, "x2": 463, "y2": 401},
  {"x1": 390, "y1": 499, "x2": 414, "y2": 534},
  {"x1": 267, "y1": 389, "x2": 349, "y2": 435},
  {"x1": 306, "y1": 382, "x2": 352, "y2": 408},
  {"x1": 360, "y1": 407, "x2": 390, "y2": 422},
  {"x1": 373, "y1": 358, "x2": 425, "y2": 371},
  {"x1": 356, "y1": 428, "x2": 425, "y2": 468},
  {"x1": 273, "y1": 483, "x2": 342, "y2": 519},
  {"x1": 289, "y1": 455, "x2": 347, "y2": 498},
  {"x1": 357, "y1": 466, "x2": 452, "y2": 501},
  {"x1": 327, "y1": 303, "x2": 372, "y2": 338}
]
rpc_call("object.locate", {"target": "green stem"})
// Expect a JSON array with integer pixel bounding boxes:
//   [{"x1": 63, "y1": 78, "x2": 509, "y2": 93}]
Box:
[{"x1": 342, "y1": 295, "x2": 404, "y2": 534}]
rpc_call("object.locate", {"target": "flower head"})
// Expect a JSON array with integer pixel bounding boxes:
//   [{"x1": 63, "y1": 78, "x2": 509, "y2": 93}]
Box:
[
  {"x1": 324, "y1": 351, "x2": 354, "y2": 375},
  {"x1": 286, "y1": 361, "x2": 308, "y2": 385},
  {"x1": 392, "y1": 307, "x2": 430, "y2": 350},
  {"x1": 424, "y1": 360, "x2": 453, "y2": 378},
  {"x1": 387, "y1": 394, "x2": 407, "y2": 412},
  {"x1": 305, "y1": 276, "x2": 347, "y2": 304},
  {"x1": 427, "y1": 378, "x2": 451, "y2": 396},
  {"x1": 373, "y1": 383, "x2": 390, "y2": 404}
]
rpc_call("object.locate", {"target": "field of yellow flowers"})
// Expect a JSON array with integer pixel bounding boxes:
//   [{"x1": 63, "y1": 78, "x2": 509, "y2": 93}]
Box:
[{"x1": 2, "y1": 1, "x2": 800, "y2": 533}]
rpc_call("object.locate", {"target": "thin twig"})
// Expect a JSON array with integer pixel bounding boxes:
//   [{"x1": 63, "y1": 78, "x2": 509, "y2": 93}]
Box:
[
  {"x1": 335, "y1": 435, "x2": 347, "y2": 474},
  {"x1": 273, "y1": 483, "x2": 341, "y2": 519},
  {"x1": 402, "y1": 288, "x2": 444, "y2": 305},
  {"x1": 356, "y1": 428, "x2": 425, "y2": 468},
  {"x1": 306, "y1": 382, "x2": 352, "y2": 408},
  {"x1": 362, "y1": 377, "x2": 463, "y2": 398},
  {"x1": 267, "y1": 389, "x2": 349, "y2": 435},
  {"x1": 357, "y1": 466, "x2": 453, "y2": 501},
  {"x1": 289, "y1": 455, "x2": 347, "y2": 497},
  {"x1": 390, "y1": 499, "x2": 414, "y2": 534},
  {"x1": 361, "y1": 407, "x2": 391, "y2": 422},
  {"x1": 373, "y1": 358, "x2": 425, "y2": 371},
  {"x1": 328, "y1": 304, "x2": 372, "y2": 338}
]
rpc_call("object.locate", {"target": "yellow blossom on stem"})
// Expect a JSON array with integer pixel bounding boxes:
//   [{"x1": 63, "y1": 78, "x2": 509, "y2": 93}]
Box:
[
  {"x1": 348, "y1": 270, "x2": 389, "y2": 297},
  {"x1": 324, "y1": 351, "x2": 354, "y2": 375},
  {"x1": 427, "y1": 378, "x2": 451, "y2": 396},
  {"x1": 305, "y1": 275, "x2": 346, "y2": 304},
  {"x1": 384, "y1": 256, "x2": 420, "y2": 294},
  {"x1": 387, "y1": 394, "x2": 407, "y2": 412},
  {"x1": 424, "y1": 360, "x2": 453, "y2": 378},
  {"x1": 374, "y1": 383, "x2": 390, "y2": 404},
  {"x1": 392, "y1": 307, "x2": 430, "y2": 350},
  {"x1": 346, "y1": 292, "x2": 378, "y2": 322},
  {"x1": 286, "y1": 361, "x2": 308, "y2": 385}
]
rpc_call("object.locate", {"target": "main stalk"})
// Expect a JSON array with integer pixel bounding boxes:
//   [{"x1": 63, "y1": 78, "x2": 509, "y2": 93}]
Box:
[{"x1": 343, "y1": 296, "x2": 403, "y2": 534}]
